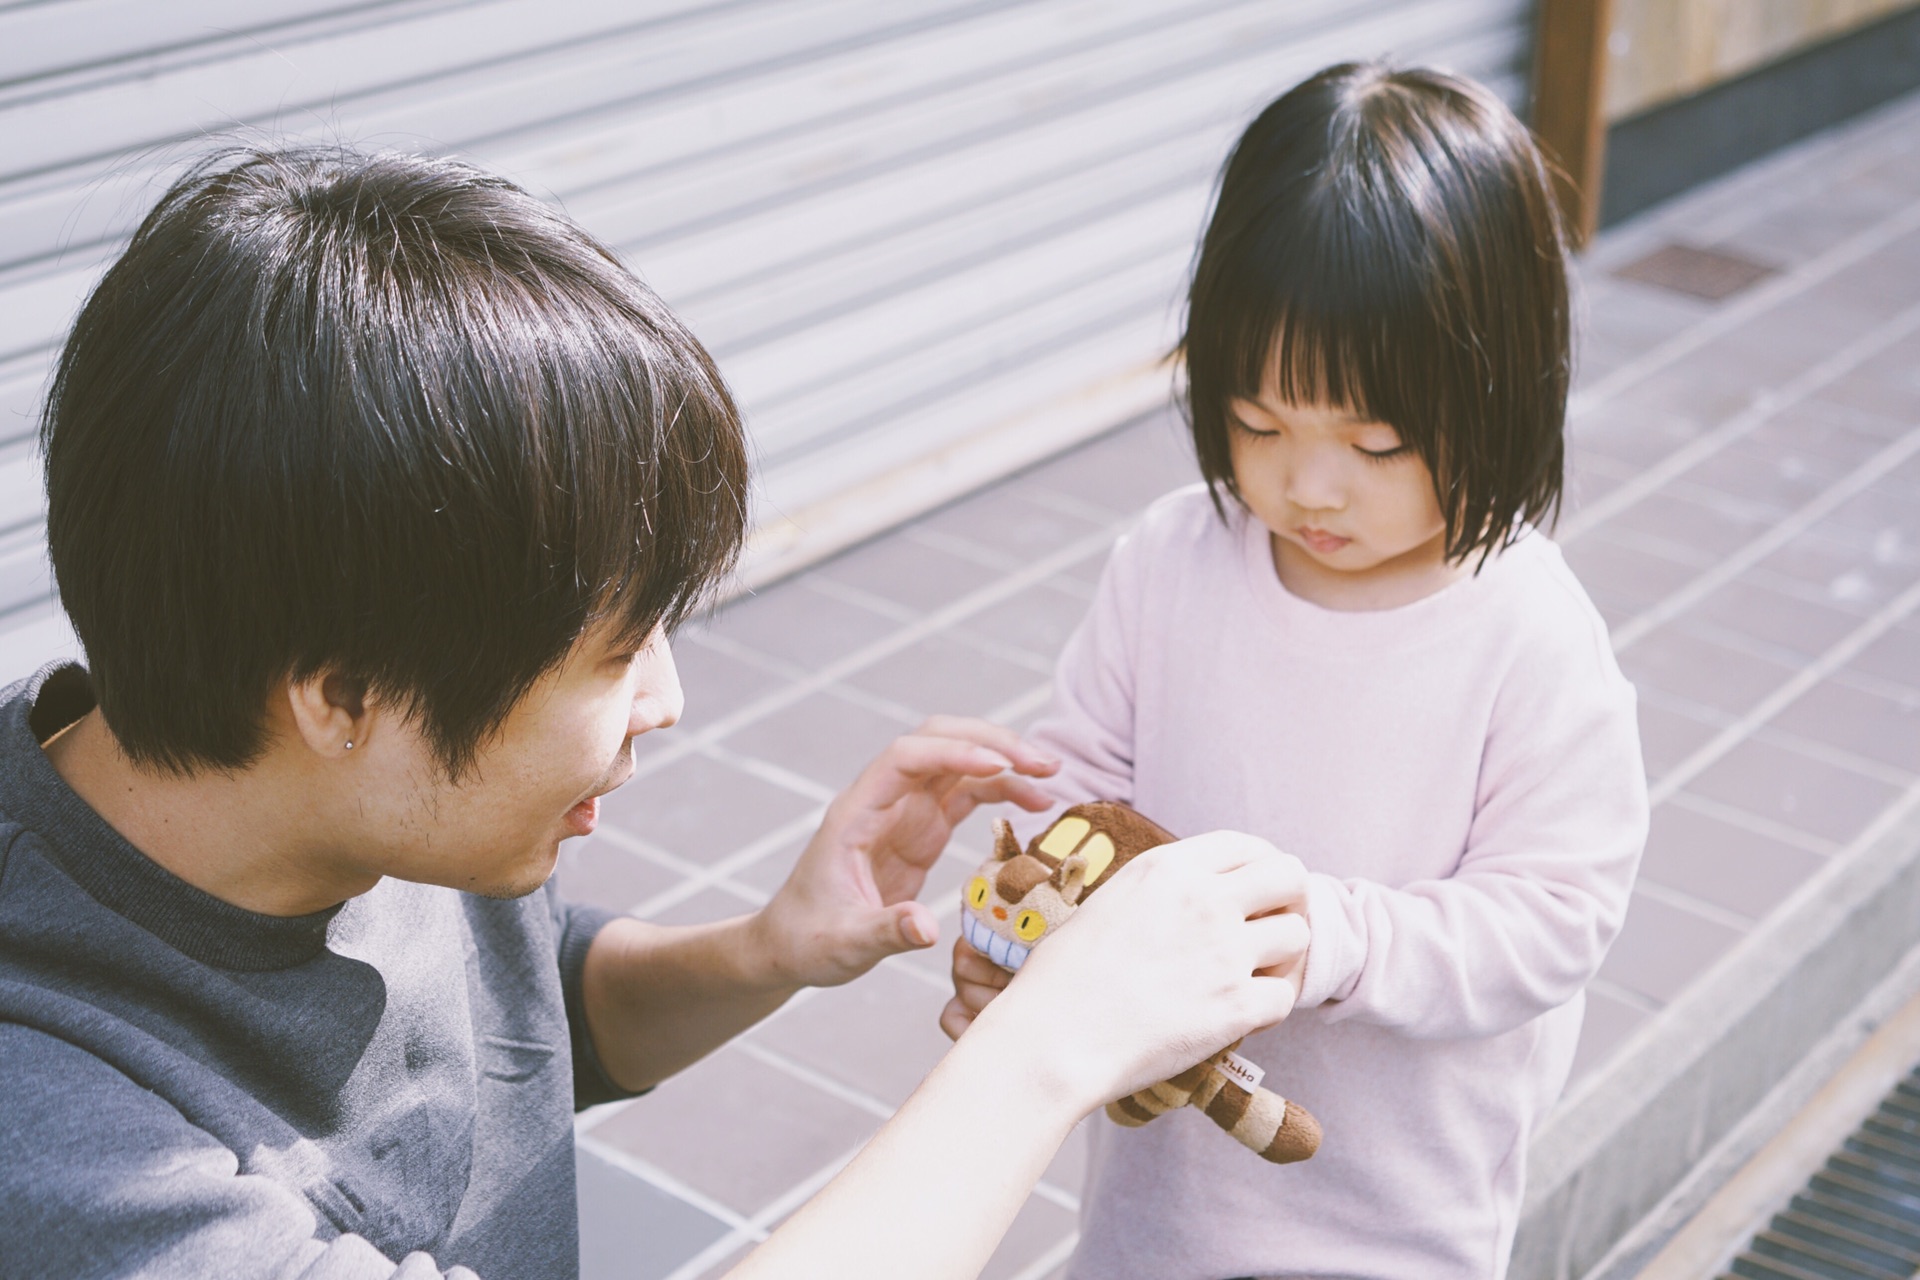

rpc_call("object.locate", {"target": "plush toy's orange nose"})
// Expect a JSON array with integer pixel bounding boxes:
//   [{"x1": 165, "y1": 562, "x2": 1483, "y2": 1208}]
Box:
[{"x1": 991, "y1": 906, "x2": 1008, "y2": 920}]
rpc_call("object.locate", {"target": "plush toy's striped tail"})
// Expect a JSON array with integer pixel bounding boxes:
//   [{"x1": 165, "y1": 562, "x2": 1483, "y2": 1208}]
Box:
[{"x1": 1105, "y1": 1061, "x2": 1321, "y2": 1164}]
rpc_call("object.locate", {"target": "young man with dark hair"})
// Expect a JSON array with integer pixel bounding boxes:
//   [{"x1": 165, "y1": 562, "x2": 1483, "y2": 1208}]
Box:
[{"x1": 0, "y1": 147, "x2": 1309, "y2": 1279}]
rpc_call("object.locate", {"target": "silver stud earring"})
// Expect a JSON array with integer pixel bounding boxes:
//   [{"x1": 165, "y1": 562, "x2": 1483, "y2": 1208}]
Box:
[{"x1": 344, "y1": 740, "x2": 355, "y2": 750}]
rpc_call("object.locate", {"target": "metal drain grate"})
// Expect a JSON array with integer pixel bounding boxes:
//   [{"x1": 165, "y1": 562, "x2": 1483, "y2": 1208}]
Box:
[
  {"x1": 1612, "y1": 243, "x2": 1779, "y2": 301},
  {"x1": 1721, "y1": 1063, "x2": 1920, "y2": 1279}
]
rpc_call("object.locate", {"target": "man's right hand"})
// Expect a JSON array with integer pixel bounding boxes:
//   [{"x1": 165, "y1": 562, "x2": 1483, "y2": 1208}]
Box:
[{"x1": 944, "y1": 831, "x2": 1311, "y2": 1112}]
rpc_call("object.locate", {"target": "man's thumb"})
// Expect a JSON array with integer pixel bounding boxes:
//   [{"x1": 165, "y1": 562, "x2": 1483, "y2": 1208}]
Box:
[{"x1": 882, "y1": 901, "x2": 939, "y2": 952}]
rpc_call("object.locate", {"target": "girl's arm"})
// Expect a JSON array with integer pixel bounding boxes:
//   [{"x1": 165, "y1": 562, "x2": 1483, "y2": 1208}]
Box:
[
  {"x1": 1022, "y1": 526, "x2": 1147, "y2": 812},
  {"x1": 730, "y1": 834, "x2": 1311, "y2": 1280},
  {"x1": 1296, "y1": 619, "x2": 1649, "y2": 1040}
]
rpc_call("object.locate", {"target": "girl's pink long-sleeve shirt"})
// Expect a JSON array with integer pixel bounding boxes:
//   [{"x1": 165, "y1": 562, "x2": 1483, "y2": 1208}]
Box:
[{"x1": 1037, "y1": 486, "x2": 1648, "y2": 1280}]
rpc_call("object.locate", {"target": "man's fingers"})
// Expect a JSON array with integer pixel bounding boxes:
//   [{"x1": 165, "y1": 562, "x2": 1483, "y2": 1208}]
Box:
[
  {"x1": 914, "y1": 716, "x2": 1060, "y2": 777},
  {"x1": 879, "y1": 901, "x2": 939, "y2": 953},
  {"x1": 940, "y1": 773, "x2": 1054, "y2": 824},
  {"x1": 1243, "y1": 911, "x2": 1310, "y2": 973},
  {"x1": 849, "y1": 735, "x2": 1022, "y2": 811}
]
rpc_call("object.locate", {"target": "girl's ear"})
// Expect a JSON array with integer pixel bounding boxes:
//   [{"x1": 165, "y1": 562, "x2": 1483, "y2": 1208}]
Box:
[
  {"x1": 992, "y1": 819, "x2": 1021, "y2": 862},
  {"x1": 1055, "y1": 852, "x2": 1090, "y2": 905}
]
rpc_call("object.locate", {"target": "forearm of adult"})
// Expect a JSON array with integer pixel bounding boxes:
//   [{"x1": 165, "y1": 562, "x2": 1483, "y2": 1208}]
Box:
[
  {"x1": 580, "y1": 912, "x2": 797, "y2": 1093},
  {"x1": 734, "y1": 833, "x2": 1312, "y2": 1279},
  {"x1": 728, "y1": 1012, "x2": 1082, "y2": 1280}
]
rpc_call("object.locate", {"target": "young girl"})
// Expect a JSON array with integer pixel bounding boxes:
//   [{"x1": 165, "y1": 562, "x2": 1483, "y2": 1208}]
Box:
[{"x1": 946, "y1": 63, "x2": 1647, "y2": 1279}]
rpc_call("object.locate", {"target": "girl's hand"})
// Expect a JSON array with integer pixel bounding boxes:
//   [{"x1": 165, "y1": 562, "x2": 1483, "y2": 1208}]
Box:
[
  {"x1": 753, "y1": 717, "x2": 1059, "y2": 990},
  {"x1": 966, "y1": 830, "x2": 1312, "y2": 1112},
  {"x1": 939, "y1": 934, "x2": 1009, "y2": 1040}
]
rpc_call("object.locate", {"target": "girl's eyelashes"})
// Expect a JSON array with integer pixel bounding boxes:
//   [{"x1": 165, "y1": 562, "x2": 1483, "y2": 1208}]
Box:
[
  {"x1": 1355, "y1": 443, "x2": 1411, "y2": 463},
  {"x1": 1228, "y1": 415, "x2": 1280, "y2": 438}
]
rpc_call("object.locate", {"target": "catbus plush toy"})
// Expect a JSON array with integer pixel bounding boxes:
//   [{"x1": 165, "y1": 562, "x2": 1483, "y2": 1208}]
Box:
[{"x1": 961, "y1": 801, "x2": 1322, "y2": 1164}]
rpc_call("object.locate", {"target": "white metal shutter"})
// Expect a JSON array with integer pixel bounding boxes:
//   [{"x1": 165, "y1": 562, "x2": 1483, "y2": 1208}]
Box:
[{"x1": 0, "y1": 0, "x2": 1534, "y2": 678}]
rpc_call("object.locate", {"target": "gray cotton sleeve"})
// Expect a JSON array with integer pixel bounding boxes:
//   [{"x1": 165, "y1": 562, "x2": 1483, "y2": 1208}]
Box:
[
  {"x1": 545, "y1": 881, "x2": 647, "y2": 1108},
  {"x1": 0, "y1": 1025, "x2": 477, "y2": 1280}
]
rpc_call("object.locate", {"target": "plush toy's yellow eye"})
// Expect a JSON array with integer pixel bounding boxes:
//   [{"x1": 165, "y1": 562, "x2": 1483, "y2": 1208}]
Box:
[
  {"x1": 966, "y1": 877, "x2": 991, "y2": 910},
  {"x1": 1014, "y1": 909, "x2": 1048, "y2": 942}
]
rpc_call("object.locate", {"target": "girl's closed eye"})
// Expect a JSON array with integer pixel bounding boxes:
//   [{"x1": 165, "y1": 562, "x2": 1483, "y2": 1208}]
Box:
[{"x1": 1355, "y1": 442, "x2": 1411, "y2": 463}]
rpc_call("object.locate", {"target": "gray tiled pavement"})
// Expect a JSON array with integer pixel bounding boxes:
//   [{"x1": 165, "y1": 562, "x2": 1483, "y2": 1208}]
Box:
[{"x1": 570, "y1": 89, "x2": 1920, "y2": 1279}]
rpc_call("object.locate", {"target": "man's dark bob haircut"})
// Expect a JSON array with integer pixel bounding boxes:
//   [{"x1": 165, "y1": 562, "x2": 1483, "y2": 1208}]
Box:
[
  {"x1": 44, "y1": 145, "x2": 749, "y2": 775},
  {"x1": 1184, "y1": 62, "x2": 1571, "y2": 563}
]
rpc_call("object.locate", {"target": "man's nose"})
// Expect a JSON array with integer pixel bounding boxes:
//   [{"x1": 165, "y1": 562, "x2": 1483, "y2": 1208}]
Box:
[{"x1": 632, "y1": 638, "x2": 685, "y2": 733}]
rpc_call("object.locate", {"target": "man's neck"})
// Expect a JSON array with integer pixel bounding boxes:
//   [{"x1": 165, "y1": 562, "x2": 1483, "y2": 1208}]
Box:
[{"x1": 42, "y1": 711, "x2": 378, "y2": 917}]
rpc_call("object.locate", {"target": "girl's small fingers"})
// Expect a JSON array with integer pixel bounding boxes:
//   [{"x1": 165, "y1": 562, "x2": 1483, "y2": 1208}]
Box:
[
  {"x1": 1218, "y1": 849, "x2": 1309, "y2": 916},
  {"x1": 954, "y1": 979, "x2": 1003, "y2": 1014},
  {"x1": 938, "y1": 996, "x2": 976, "y2": 1042},
  {"x1": 1244, "y1": 912, "x2": 1310, "y2": 972},
  {"x1": 1244, "y1": 972, "x2": 1302, "y2": 1029},
  {"x1": 952, "y1": 939, "x2": 1012, "y2": 989}
]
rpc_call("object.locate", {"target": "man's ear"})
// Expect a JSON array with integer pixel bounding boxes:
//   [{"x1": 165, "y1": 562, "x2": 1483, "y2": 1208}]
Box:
[{"x1": 286, "y1": 671, "x2": 370, "y2": 759}]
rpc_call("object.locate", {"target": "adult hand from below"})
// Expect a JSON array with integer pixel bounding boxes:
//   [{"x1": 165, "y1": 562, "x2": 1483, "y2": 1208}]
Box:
[
  {"x1": 949, "y1": 831, "x2": 1311, "y2": 1109},
  {"x1": 752, "y1": 716, "x2": 1058, "y2": 989},
  {"x1": 727, "y1": 832, "x2": 1312, "y2": 1280}
]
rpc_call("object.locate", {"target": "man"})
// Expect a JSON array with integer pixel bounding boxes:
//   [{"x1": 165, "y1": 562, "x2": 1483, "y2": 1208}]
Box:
[{"x1": 0, "y1": 147, "x2": 1309, "y2": 1279}]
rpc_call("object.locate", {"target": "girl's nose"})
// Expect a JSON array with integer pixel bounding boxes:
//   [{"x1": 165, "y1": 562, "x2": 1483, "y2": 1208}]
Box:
[{"x1": 1285, "y1": 449, "x2": 1347, "y2": 512}]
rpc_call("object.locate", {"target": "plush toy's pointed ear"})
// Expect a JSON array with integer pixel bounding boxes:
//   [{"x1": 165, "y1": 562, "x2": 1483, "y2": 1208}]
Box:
[
  {"x1": 992, "y1": 819, "x2": 1021, "y2": 863},
  {"x1": 1055, "y1": 852, "x2": 1090, "y2": 905}
]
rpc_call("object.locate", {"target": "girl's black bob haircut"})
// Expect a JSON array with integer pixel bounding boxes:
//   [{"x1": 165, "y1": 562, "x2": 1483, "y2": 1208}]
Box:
[
  {"x1": 1184, "y1": 62, "x2": 1571, "y2": 564},
  {"x1": 44, "y1": 145, "x2": 749, "y2": 776}
]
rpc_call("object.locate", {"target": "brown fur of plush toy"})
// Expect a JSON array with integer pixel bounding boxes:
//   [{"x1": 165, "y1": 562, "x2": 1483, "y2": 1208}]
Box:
[{"x1": 959, "y1": 801, "x2": 1321, "y2": 1164}]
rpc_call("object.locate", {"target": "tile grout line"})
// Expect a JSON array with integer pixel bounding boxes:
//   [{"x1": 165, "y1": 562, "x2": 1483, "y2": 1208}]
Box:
[
  {"x1": 1648, "y1": 575, "x2": 1920, "y2": 806},
  {"x1": 1664, "y1": 790, "x2": 1842, "y2": 857},
  {"x1": 1747, "y1": 724, "x2": 1918, "y2": 791},
  {"x1": 1630, "y1": 876, "x2": 1757, "y2": 934},
  {"x1": 574, "y1": 1133, "x2": 757, "y2": 1236},
  {"x1": 1567, "y1": 196, "x2": 1920, "y2": 417},
  {"x1": 1007, "y1": 1232, "x2": 1081, "y2": 1280},
  {"x1": 1563, "y1": 295, "x2": 1920, "y2": 545},
  {"x1": 623, "y1": 806, "x2": 827, "y2": 919},
  {"x1": 1590, "y1": 976, "x2": 1666, "y2": 1017},
  {"x1": 1609, "y1": 414, "x2": 1920, "y2": 653},
  {"x1": 694, "y1": 739, "x2": 840, "y2": 804},
  {"x1": 729, "y1": 1038, "x2": 901, "y2": 1123},
  {"x1": 658, "y1": 1145, "x2": 862, "y2": 1280}
]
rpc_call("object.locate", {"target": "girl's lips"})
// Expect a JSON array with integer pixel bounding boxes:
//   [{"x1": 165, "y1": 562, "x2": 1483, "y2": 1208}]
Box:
[
  {"x1": 564, "y1": 795, "x2": 600, "y2": 837},
  {"x1": 1297, "y1": 527, "x2": 1351, "y2": 554}
]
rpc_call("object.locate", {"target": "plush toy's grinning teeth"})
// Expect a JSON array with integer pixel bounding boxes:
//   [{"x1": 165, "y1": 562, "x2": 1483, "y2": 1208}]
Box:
[{"x1": 961, "y1": 910, "x2": 1029, "y2": 971}]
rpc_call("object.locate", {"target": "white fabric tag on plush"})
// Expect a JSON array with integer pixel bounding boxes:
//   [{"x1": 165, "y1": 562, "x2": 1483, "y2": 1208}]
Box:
[{"x1": 1218, "y1": 1049, "x2": 1265, "y2": 1092}]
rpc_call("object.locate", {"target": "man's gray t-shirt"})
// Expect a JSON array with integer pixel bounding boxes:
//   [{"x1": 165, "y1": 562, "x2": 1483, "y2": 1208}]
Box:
[{"x1": 0, "y1": 665, "x2": 635, "y2": 1279}]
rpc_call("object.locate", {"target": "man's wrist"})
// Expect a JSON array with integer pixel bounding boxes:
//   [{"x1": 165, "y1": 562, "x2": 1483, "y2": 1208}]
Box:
[{"x1": 738, "y1": 901, "x2": 812, "y2": 993}]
